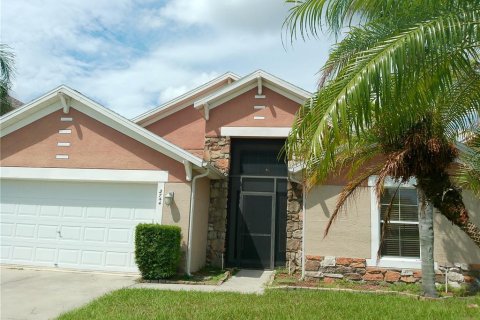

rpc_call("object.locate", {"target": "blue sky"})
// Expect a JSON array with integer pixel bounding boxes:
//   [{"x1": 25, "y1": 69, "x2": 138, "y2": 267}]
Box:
[{"x1": 2, "y1": 0, "x2": 333, "y2": 118}]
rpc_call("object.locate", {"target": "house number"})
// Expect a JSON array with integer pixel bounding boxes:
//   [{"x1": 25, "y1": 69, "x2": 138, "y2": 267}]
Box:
[{"x1": 158, "y1": 189, "x2": 163, "y2": 205}]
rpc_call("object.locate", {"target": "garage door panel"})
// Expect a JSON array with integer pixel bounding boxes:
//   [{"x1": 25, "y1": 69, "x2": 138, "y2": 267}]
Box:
[
  {"x1": 18, "y1": 204, "x2": 38, "y2": 216},
  {"x1": 84, "y1": 227, "x2": 105, "y2": 242},
  {"x1": 1, "y1": 203, "x2": 16, "y2": 215},
  {"x1": 12, "y1": 246, "x2": 34, "y2": 261},
  {"x1": 39, "y1": 205, "x2": 62, "y2": 217},
  {"x1": 37, "y1": 225, "x2": 59, "y2": 240},
  {"x1": 0, "y1": 179, "x2": 160, "y2": 272},
  {"x1": 105, "y1": 252, "x2": 129, "y2": 267},
  {"x1": 61, "y1": 227, "x2": 81, "y2": 241},
  {"x1": 35, "y1": 247, "x2": 57, "y2": 263},
  {"x1": 1, "y1": 245, "x2": 11, "y2": 259},
  {"x1": 86, "y1": 207, "x2": 108, "y2": 219},
  {"x1": 1, "y1": 223, "x2": 15, "y2": 236},
  {"x1": 58, "y1": 249, "x2": 79, "y2": 264},
  {"x1": 107, "y1": 228, "x2": 130, "y2": 243},
  {"x1": 110, "y1": 208, "x2": 132, "y2": 220},
  {"x1": 15, "y1": 224, "x2": 36, "y2": 238},
  {"x1": 81, "y1": 251, "x2": 104, "y2": 266},
  {"x1": 63, "y1": 206, "x2": 84, "y2": 217}
]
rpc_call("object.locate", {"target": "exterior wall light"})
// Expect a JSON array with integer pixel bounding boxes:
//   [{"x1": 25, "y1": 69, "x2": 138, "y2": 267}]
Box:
[{"x1": 164, "y1": 192, "x2": 175, "y2": 206}]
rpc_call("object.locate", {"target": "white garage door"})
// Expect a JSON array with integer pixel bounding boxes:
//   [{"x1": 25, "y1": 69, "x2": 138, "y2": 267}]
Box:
[{"x1": 0, "y1": 179, "x2": 159, "y2": 272}]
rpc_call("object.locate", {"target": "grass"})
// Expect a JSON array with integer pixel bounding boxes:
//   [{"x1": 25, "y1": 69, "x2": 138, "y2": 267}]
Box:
[{"x1": 58, "y1": 288, "x2": 479, "y2": 320}]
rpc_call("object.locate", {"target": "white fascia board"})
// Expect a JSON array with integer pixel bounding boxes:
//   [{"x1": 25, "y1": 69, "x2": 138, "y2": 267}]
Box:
[
  {"x1": 221, "y1": 126, "x2": 291, "y2": 137},
  {"x1": 133, "y1": 72, "x2": 240, "y2": 125},
  {"x1": 263, "y1": 83, "x2": 309, "y2": 105},
  {"x1": 0, "y1": 86, "x2": 66, "y2": 136},
  {"x1": 1, "y1": 102, "x2": 61, "y2": 137},
  {"x1": 0, "y1": 167, "x2": 169, "y2": 183},
  {"x1": 261, "y1": 71, "x2": 312, "y2": 99},
  {"x1": 194, "y1": 70, "x2": 312, "y2": 110}
]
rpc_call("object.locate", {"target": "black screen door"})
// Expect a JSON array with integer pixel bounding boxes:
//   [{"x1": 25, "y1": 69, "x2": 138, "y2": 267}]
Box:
[
  {"x1": 226, "y1": 139, "x2": 288, "y2": 269},
  {"x1": 238, "y1": 193, "x2": 274, "y2": 269}
]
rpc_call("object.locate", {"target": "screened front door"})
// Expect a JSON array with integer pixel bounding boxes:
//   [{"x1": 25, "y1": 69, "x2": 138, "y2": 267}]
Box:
[
  {"x1": 238, "y1": 192, "x2": 274, "y2": 268},
  {"x1": 226, "y1": 139, "x2": 288, "y2": 269}
]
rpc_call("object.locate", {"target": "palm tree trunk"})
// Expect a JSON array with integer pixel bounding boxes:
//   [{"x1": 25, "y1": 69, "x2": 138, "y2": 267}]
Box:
[
  {"x1": 418, "y1": 190, "x2": 438, "y2": 298},
  {"x1": 418, "y1": 173, "x2": 480, "y2": 248}
]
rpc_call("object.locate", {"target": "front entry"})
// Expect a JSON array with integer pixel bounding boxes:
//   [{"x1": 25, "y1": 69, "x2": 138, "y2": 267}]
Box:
[{"x1": 226, "y1": 139, "x2": 288, "y2": 269}]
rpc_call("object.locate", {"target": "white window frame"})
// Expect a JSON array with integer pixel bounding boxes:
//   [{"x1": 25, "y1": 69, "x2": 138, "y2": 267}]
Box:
[{"x1": 367, "y1": 176, "x2": 422, "y2": 269}]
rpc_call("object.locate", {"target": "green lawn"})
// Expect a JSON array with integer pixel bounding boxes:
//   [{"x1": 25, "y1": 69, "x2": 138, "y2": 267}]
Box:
[{"x1": 58, "y1": 289, "x2": 479, "y2": 320}]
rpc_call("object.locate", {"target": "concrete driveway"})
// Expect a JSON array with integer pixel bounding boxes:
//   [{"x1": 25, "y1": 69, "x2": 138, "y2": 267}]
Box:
[{"x1": 1, "y1": 266, "x2": 137, "y2": 320}]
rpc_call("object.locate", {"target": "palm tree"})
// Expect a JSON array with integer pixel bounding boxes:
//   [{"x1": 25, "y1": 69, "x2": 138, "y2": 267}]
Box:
[
  {"x1": 284, "y1": 0, "x2": 480, "y2": 297},
  {"x1": 1, "y1": 44, "x2": 15, "y2": 115}
]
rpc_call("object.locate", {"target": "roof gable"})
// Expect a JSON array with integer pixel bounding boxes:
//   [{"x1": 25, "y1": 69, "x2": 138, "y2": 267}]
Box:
[
  {"x1": 0, "y1": 86, "x2": 222, "y2": 178},
  {"x1": 133, "y1": 72, "x2": 239, "y2": 126},
  {"x1": 193, "y1": 70, "x2": 311, "y2": 120}
]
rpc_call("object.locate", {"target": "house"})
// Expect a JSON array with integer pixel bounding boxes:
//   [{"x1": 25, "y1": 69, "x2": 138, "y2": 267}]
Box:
[{"x1": 1, "y1": 70, "x2": 478, "y2": 285}]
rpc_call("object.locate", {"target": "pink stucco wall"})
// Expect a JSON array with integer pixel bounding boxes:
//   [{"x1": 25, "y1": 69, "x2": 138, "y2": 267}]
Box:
[
  {"x1": 205, "y1": 87, "x2": 299, "y2": 137},
  {"x1": 146, "y1": 86, "x2": 301, "y2": 144},
  {"x1": 0, "y1": 108, "x2": 186, "y2": 182},
  {"x1": 146, "y1": 105, "x2": 206, "y2": 156}
]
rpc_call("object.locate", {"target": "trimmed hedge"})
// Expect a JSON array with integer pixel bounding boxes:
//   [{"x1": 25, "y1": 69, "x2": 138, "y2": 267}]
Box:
[{"x1": 135, "y1": 224, "x2": 182, "y2": 280}]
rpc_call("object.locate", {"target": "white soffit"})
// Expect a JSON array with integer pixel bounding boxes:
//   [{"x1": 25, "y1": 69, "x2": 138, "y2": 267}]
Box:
[
  {"x1": 221, "y1": 127, "x2": 291, "y2": 138},
  {"x1": 0, "y1": 86, "x2": 206, "y2": 169},
  {"x1": 132, "y1": 72, "x2": 240, "y2": 126}
]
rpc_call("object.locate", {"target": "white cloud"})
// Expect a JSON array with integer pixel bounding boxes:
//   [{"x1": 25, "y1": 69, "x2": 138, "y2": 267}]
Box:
[
  {"x1": 2, "y1": 0, "x2": 333, "y2": 118},
  {"x1": 159, "y1": 0, "x2": 290, "y2": 34}
]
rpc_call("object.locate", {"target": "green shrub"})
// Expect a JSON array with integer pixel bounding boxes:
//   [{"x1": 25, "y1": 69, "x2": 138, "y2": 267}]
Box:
[{"x1": 135, "y1": 224, "x2": 182, "y2": 279}]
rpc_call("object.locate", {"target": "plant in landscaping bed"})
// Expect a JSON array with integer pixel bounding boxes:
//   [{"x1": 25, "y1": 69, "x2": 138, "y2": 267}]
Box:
[
  {"x1": 164, "y1": 266, "x2": 233, "y2": 285},
  {"x1": 135, "y1": 224, "x2": 181, "y2": 280}
]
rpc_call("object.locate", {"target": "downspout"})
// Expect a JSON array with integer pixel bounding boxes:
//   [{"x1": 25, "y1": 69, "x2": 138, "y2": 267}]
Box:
[
  {"x1": 289, "y1": 172, "x2": 306, "y2": 280},
  {"x1": 186, "y1": 167, "x2": 210, "y2": 276}
]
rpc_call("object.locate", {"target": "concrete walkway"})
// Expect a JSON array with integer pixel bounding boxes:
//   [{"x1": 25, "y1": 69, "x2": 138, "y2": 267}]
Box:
[{"x1": 132, "y1": 269, "x2": 273, "y2": 294}]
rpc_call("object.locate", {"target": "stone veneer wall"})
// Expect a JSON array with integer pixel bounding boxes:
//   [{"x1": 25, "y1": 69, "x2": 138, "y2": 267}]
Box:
[
  {"x1": 305, "y1": 256, "x2": 479, "y2": 288},
  {"x1": 286, "y1": 181, "x2": 303, "y2": 273},
  {"x1": 204, "y1": 137, "x2": 230, "y2": 267}
]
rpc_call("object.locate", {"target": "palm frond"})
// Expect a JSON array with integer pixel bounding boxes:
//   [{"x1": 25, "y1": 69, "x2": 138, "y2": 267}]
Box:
[
  {"x1": 455, "y1": 132, "x2": 480, "y2": 197},
  {"x1": 294, "y1": 8, "x2": 480, "y2": 167}
]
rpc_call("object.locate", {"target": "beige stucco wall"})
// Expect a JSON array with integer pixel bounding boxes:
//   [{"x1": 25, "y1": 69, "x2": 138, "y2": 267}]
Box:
[
  {"x1": 305, "y1": 185, "x2": 372, "y2": 259},
  {"x1": 162, "y1": 182, "x2": 192, "y2": 265},
  {"x1": 434, "y1": 191, "x2": 480, "y2": 264},
  {"x1": 189, "y1": 177, "x2": 211, "y2": 272},
  {"x1": 305, "y1": 185, "x2": 480, "y2": 264}
]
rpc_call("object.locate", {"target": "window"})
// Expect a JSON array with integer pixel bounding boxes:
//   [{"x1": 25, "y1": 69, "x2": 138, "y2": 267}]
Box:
[
  {"x1": 368, "y1": 176, "x2": 421, "y2": 268},
  {"x1": 379, "y1": 187, "x2": 420, "y2": 258}
]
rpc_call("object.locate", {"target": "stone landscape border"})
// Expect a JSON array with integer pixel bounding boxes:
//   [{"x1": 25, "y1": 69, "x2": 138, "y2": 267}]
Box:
[{"x1": 304, "y1": 256, "x2": 479, "y2": 288}]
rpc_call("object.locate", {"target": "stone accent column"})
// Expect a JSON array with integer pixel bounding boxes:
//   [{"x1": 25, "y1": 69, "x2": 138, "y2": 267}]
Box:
[
  {"x1": 286, "y1": 181, "x2": 303, "y2": 273},
  {"x1": 204, "y1": 137, "x2": 231, "y2": 174},
  {"x1": 204, "y1": 136, "x2": 231, "y2": 267}
]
